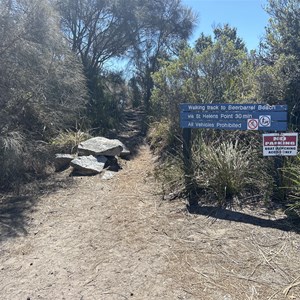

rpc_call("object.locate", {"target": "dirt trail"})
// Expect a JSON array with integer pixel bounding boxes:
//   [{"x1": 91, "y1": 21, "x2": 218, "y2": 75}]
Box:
[{"x1": 1, "y1": 109, "x2": 300, "y2": 300}]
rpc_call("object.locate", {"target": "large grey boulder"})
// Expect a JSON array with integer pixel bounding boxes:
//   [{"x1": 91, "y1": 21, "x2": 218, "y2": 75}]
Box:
[
  {"x1": 54, "y1": 154, "x2": 75, "y2": 171},
  {"x1": 70, "y1": 155, "x2": 107, "y2": 175},
  {"x1": 78, "y1": 137, "x2": 123, "y2": 157}
]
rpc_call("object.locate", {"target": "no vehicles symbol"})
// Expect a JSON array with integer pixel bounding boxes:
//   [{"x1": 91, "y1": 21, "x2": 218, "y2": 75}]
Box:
[{"x1": 247, "y1": 119, "x2": 259, "y2": 130}]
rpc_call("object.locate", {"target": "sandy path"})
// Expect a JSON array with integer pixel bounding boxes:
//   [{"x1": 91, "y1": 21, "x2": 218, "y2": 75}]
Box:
[{"x1": 1, "y1": 144, "x2": 178, "y2": 299}]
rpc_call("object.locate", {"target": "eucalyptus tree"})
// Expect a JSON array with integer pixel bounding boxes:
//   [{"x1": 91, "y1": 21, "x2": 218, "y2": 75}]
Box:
[
  {"x1": 264, "y1": 0, "x2": 300, "y2": 59},
  {"x1": 213, "y1": 23, "x2": 246, "y2": 51},
  {"x1": 56, "y1": 0, "x2": 140, "y2": 129},
  {"x1": 131, "y1": 0, "x2": 197, "y2": 111},
  {"x1": 193, "y1": 25, "x2": 250, "y2": 104},
  {"x1": 55, "y1": 0, "x2": 196, "y2": 127},
  {"x1": 56, "y1": 0, "x2": 137, "y2": 81}
]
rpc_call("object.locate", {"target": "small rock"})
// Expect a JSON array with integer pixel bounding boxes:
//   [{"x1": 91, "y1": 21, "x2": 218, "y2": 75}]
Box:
[
  {"x1": 101, "y1": 171, "x2": 116, "y2": 180},
  {"x1": 163, "y1": 193, "x2": 177, "y2": 201}
]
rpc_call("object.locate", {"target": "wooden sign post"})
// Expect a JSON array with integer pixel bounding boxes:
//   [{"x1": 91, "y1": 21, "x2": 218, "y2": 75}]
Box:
[{"x1": 182, "y1": 127, "x2": 198, "y2": 210}]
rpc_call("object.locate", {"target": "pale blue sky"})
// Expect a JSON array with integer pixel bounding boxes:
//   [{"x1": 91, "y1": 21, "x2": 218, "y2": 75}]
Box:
[{"x1": 182, "y1": 0, "x2": 269, "y2": 50}]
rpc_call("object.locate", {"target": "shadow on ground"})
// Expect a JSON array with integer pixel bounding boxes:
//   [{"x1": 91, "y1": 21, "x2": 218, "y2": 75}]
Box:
[
  {"x1": 0, "y1": 177, "x2": 74, "y2": 243},
  {"x1": 188, "y1": 205, "x2": 300, "y2": 233},
  {"x1": 0, "y1": 195, "x2": 36, "y2": 242}
]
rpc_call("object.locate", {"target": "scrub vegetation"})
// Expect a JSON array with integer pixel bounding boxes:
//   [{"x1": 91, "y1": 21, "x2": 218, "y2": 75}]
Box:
[{"x1": 149, "y1": 0, "x2": 300, "y2": 217}]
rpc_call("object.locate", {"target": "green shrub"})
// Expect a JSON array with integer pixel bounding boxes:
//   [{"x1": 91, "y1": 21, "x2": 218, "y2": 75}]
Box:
[
  {"x1": 193, "y1": 138, "x2": 272, "y2": 207},
  {"x1": 152, "y1": 130, "x2": 273, "y2": 207},
  {"x1": 281, "y1": 155, "x2": 300, "y2": 219}
]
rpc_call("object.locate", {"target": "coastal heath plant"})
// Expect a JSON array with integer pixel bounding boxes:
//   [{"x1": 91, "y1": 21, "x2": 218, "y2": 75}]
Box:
[
  {"x1": 282, "y1": 155, "x2": 300, "y2": 219},
  {"x1": 193, "y1": 138, "x2": 272, "y2": 207}
]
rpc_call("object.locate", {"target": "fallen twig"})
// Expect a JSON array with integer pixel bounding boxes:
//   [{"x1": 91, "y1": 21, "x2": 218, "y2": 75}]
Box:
[{"x1": 283, "y1": 276, "x2": 300, "y2": 297}]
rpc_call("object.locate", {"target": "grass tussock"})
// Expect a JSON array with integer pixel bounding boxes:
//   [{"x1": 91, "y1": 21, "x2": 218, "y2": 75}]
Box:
[
  {"x1": 193, "y1": 139, "x2": 273, "y2": 207},
  {"x1": 0, "y1": 132, "x2": 51, "y2": 191},
  {"x1": 51, "y1": 129, "x2": 92, "y2": 153},
  {"x1": 282, "y1": 155, "x2": 300, "y2": 219},
  {"x1": 153, "y1": 131, "x2": 274, "y2": 208},
  {"x1": 0, "y1": 132, "x2": 26, "y2": 190}
]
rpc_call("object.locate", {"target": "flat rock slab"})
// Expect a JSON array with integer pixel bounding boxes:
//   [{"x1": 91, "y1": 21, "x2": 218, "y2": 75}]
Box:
[
  {"x1": 70, "y1": 155, "x2": 107, "y2": 175},
  {"x1": 78, "y1": 137, "x2": 123, "y2": 157}
]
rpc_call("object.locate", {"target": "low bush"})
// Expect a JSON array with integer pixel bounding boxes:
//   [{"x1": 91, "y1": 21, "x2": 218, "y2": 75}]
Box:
[
  {"x1": 152, "y1": 130, "x2": 273, "y2": 207},
  {"x1": 0, "y1": 132, "x2": 54, "y2": 191},
  {"x1": 147, "y1": 118, "x2": 177, "y2": 154},
  {"x1": 192, "y1": 138, "x2": 273, "y2": 207},
  {"x1": 281, "y1": 155, "x2": 300, "y2": 219}
]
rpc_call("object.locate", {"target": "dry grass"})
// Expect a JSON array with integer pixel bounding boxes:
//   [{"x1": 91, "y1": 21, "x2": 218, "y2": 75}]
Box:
[
  {"x1": 147, "y1": 118, "x2": 175, "y2": 154},
  {"x1": 282, "y1": 155, "x2": 300, "y2": 219},
  {"x1": 51, "y1": 129, "x2": 92, "y2": 153},
  {"x1": 0, "y1": 131, "x2": 25, "y2": 190}
]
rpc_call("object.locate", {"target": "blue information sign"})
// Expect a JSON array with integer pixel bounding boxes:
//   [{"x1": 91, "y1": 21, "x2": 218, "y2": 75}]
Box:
[
  {"x1": 180, "y1": 103, "x2": 288, "y2": 112},
  {"x1": 180, "y1": 120, "x2": 287, "y2": 131},
  {"x1": 180, "y1": 111, "x2": 287, "y2": 121},
  {"x1": 180, "y1": 103, "x2": 288, "y2": 131}
]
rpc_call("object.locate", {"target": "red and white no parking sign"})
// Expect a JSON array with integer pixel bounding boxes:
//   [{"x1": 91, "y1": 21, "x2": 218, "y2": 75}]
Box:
[{"x1": 247, "y1": 119, "x2": 259, "y2": 130}]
